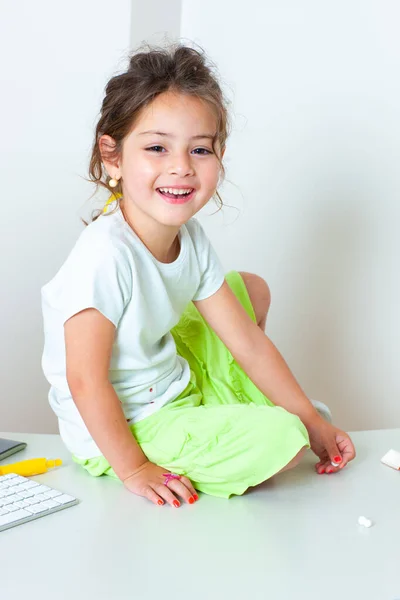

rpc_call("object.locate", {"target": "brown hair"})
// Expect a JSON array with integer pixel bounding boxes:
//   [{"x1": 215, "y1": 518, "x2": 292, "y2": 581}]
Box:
[{"x1": 88, "y1": 42, "x2": 231, "y2": 219}]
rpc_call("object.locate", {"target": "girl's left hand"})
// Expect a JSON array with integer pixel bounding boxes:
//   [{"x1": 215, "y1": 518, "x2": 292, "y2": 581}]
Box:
[{"x1": 306, "y1": 416, "x2": 356, "y2": 474}]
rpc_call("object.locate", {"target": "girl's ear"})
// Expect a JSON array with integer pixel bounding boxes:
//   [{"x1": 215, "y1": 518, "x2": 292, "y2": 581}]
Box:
[{"x1": 99, "y1": 134, "x2": 121, "y2": 179}]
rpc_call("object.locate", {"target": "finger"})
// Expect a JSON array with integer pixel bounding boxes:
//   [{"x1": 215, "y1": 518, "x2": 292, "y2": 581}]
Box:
[
  {"x1": 144, "y1": 486, "x2": 165, "y2": 507},
  {"x1": 315, "y1": 459, "x2": 328, "y2": 472},
  {"x1": 165, "y1": 478, "x2": 196, "y2": 504},
  {"x1": 179, "y1": 475, "x2": 198, "y2": 500},
  {"x1": 324, "y1": 436, "x2": 342, "y2": 465},
  {"x1": 325, "y1": 463, "x2": 340, "y2": 474},
  {"x1": 317, "y1": 460, "x2": 331, "y2": 474},
  {"x1": 156, "y1": 484, "x2": 181, "y2": 508},
  {"x1": 336, "y1": 435, "x2": 356, "y2": 468},
  {"x1": 315, "y1": 454, "x2": 329, "y2": 473}
]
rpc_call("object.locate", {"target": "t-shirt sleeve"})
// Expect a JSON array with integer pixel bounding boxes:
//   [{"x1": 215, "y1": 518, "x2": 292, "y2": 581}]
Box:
[
  {"x1": 191, "y1": 219, "x2": 225, "y2": 301},
  {"x1": 60, "y1": 242, "x2": 132, "y2": 327}
]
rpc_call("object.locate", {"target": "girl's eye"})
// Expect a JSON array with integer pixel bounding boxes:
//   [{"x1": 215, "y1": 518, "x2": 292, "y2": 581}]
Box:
[
  {"x1": 145, "y1": 146, "x2": 212, "y2": 155},
  {"x1": 192, "y1": 148, "x2": 212, "y2": 155}
]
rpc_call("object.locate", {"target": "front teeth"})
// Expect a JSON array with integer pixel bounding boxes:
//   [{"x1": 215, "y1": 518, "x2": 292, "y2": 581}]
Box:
[{"x1": 158, "y1": 187, "x2": 193, "y2": 195}]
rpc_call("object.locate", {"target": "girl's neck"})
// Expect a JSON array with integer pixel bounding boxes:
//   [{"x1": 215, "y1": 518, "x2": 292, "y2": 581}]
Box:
[{"x1": 119, "y1": 202, "x2": 181, "y2": 264}]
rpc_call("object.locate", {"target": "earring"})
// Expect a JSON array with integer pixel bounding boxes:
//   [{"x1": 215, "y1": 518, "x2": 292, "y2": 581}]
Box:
[{"x1": 109, "y1": 177, "x2": 119, "y2": 188}]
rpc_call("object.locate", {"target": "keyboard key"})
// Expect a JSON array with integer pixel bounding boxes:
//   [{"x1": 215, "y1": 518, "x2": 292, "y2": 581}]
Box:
[
  {"x1": 14, "y1": 493, "x2": 27, "y2": 500},
  {"x1": 41, "y1": 499, "x2": 60, "y2": 509},
  {"x1": 12, "y1": 476, "x2": 28, "y2": 483},
  {"x1": 0, "y1": 508, "x2": 31, "y2": 527},
  {"x1": 32, "y1": 494, "x2": 48, "y2": 502},
  {"x1": 12, "y1": 501, "x2": 29, "y2": 509},
  {"x1": 2, "y1": 497, "x2": 15, "y2": 506},
  {"x1": 44, "y1": 489, "x2": 62, "y2": 499},
  {"x1": 19, "y1": 490, "x2": 34, "y2": 499},
  {"x1": 33, "y1": 485, "x2": 51, "y2": 494},
  {"x1": 24, "y1": 497, "x2": 40, "y2": 505},
  {"x1": 19, "y1": 481, "x2": 39, "y2": 490},
  {"x1": 7, "y1": 494, "x2": 21, "y2": 503},
  {"x1": 25, "y1": 503, "x2": 49, "y2": 515},
  {"x1": 53, "y1": 494, "x2": 76, "y2": 505},
  {"x1": 0, "y1": 489, "x2": 14, "y2": 498}
]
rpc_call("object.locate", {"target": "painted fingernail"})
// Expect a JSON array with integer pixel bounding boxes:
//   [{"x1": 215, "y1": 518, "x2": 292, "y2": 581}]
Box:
[
  {"x1": 326, "y1": 467, "x2": 333, "y2": 474},
  {"x1": 173, "y1": 500, "x2": 180, "y2": 508},
  {"x1": 188, "y1": 497, "x2": 195, "y2": 504},
  {"x1": 333, "y1": 455, "x2": 342, "y2": 463},
  {"x1": 193, "y1": 494, "x2": 199, "y2": 501},
  {"x1": 317, "y1": 467, "x2": 324, "y2": 474},
  {"x1": 157, "y1": 499, "x2": 164, "y2": 506}
]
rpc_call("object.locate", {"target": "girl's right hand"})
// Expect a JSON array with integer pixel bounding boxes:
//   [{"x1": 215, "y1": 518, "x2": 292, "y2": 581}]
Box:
[{"x1": 123, "y1": 461, "x2": 198, "y2": 507}]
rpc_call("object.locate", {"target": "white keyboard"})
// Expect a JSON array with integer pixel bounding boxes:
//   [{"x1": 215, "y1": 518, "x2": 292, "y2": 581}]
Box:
[{"x1": 0, "y1": 473, "x2": 78, "y2": 532}]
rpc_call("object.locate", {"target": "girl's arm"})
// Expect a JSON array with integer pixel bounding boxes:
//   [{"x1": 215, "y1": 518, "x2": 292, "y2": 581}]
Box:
[
  {"x1": 64, "y1": 308, "x2": 197, "y2": 505},
  {"x1": 194, "y1": 280, "x2": 356, "y2": 471},
  {"x1": 64, "y1": 308, "x2": 147, "y2": 481},
  {"x1": 194, "y1": 281, "x2": 318, "y2": 427}
]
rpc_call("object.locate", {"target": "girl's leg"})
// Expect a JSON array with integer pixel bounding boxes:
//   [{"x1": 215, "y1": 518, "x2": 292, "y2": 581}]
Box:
[
  {"x1": 239, "y1": 271, "x2": 332, "y2": 423},
  {"x1": 74, "y1": 393, "x2": 310, "y2": 497},
  {"x1": 238, "y1": 271, "x2": 271, "y2": 332},
  {"x1": 171, "y1": 270, "x2": 276, "y2": 409},
  {"x1": 134, "y1": 398, "x2": 310, "y2": 497},
  {"x1": 277, "y1": 447, "x2": 307, "y2": 473}
]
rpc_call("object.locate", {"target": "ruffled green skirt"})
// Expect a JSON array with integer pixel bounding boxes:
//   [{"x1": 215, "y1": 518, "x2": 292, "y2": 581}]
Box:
[{"x1": 73, "y1": 271, "x2": 310, "y2": 498}]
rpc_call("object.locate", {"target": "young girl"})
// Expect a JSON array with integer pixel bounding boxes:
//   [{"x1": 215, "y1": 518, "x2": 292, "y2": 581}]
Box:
[{"x1": 41, "y1": 44, "x2": 355, "y2": 507}]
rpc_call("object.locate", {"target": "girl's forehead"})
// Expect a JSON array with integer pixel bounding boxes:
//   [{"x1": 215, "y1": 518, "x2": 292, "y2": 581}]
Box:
[{"x1": 133, "y1": 91, "x2": 217, "y2": 133}]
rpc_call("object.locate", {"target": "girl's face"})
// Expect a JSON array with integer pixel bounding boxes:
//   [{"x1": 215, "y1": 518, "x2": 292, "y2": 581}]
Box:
[{"x1": 104, "y1": 91, "x2": 224, "y2": 228}]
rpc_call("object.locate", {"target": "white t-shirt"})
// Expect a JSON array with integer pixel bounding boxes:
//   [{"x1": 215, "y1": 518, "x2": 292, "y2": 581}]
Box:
[{"x1": 41, "y1": 208, "x2": 225, "y2": 459}]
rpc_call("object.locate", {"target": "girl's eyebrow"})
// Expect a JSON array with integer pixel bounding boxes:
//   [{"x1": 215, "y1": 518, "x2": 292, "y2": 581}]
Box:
[{"x1": 138, "y1": 130, "x2": 215, "y2": 140}]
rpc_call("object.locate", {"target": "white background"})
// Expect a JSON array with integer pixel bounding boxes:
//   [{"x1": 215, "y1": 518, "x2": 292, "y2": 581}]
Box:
[{"x1": 1, "y1": 0, "x2": 399, "y2": 433}]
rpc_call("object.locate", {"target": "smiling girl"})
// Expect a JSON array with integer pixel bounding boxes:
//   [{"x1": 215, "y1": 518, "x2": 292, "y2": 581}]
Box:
[{"x1": 41, "y1": 44, "x2": 355, "y2": 507}]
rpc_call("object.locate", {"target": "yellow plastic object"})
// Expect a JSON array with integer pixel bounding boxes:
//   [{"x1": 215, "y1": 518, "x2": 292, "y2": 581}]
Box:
[
  {"x1": 103, "y1": 192, "x2": 122, "y2": 213},
  {"x1": 0, "y1": 458, "x2": 62, "y2": 477}
]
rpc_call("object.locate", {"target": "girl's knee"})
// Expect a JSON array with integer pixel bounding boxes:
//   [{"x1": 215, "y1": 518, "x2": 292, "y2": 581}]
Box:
[
  {"x1": 239, "y1": 272, "x2": 271, "y2": 326},
  {"x1": 289, "y1": 446, "x2": 307, "y2": 467},
  {"x1": 277, "y1": 446, "x2": 308, "y2": 474}
]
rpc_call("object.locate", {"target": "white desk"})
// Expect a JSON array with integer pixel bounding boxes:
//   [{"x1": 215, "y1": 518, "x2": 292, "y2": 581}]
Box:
[{"x1": 1, "y1": 429, "x2": 399, "y2": 599}]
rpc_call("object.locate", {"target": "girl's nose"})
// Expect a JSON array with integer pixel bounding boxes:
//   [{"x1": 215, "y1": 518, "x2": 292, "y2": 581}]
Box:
[{"x1": 167, "y1": 154, "x2": 195, "y2": 177}]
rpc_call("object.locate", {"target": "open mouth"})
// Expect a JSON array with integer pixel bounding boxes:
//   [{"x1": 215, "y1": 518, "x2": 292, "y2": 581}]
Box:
[{"x1": 157, "y1": 187, "x2": 195, "y2": 203}]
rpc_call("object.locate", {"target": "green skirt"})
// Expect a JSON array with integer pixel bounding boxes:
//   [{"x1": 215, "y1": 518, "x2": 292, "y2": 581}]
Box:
[{"x1": 73, "y1": 271, "x2": 310, "y2": 498}]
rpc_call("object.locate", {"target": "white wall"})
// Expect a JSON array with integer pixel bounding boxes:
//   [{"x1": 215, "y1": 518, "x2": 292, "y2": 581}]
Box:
[
  {"x1": 131, "y1": 0, "x2": 181, "y2": 48},
  {"x1": 182, "y1": 1, "x2": 400, "y2": 430},
  {"x1": 1, "y1": 1, "x2": 399, "y2": 434},
  {"x1": 0, "y1": 0, "x2": 132, "y2": 432}
]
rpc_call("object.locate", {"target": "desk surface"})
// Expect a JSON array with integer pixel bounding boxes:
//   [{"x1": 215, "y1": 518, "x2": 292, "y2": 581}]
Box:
[{"x1": 1, "y1": 429, "x2": 399, "y2": 600}]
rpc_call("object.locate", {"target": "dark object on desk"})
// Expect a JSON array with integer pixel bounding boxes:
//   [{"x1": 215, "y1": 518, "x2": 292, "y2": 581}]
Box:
[{"x1": 0, "y1": 438, "x2": 27, "y2": 461}]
